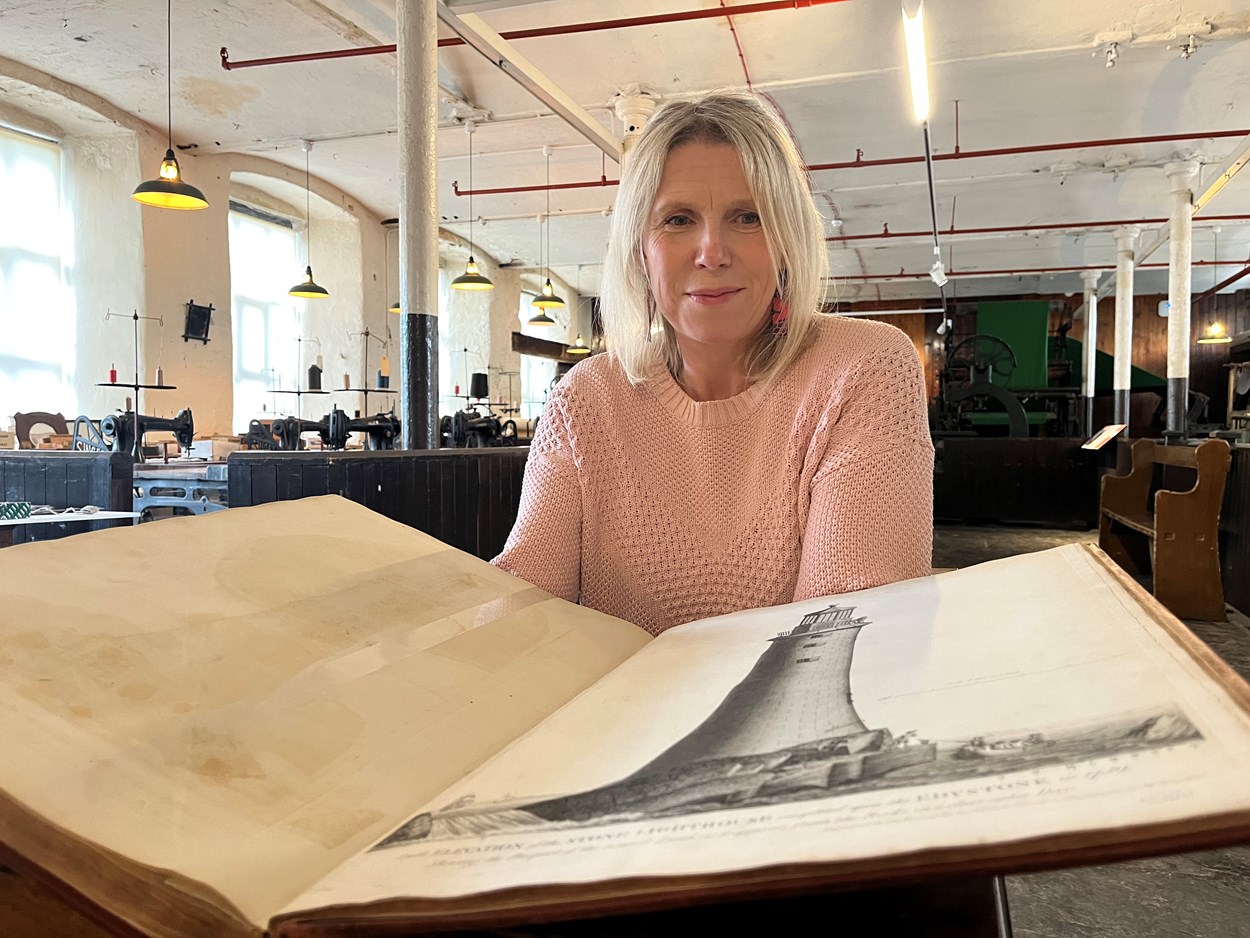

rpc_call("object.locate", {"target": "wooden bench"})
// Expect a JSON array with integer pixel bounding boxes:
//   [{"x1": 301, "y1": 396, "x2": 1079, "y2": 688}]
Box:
[{"x1": 1098, "y1": 438, "x2": 1232, "y2": 621}]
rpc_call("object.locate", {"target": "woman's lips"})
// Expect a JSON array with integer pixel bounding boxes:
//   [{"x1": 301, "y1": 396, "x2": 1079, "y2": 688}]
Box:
[{"x1": 687, "y1": 288, "x2": 742, "y2": 305}]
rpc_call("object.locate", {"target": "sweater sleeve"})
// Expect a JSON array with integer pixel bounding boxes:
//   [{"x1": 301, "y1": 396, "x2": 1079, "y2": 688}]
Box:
[
  {"x1": 794, "y1": 327, "x2": 935, "y2": 599},
  {"x1": 490, "y1": 390, "x2": 583, "y2": 602}
]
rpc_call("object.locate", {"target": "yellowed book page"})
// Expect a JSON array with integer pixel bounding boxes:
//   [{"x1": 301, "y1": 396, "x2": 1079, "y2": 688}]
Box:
[
  {"x1": 0, "y1": 496, "x2": 649, "y2": 931},
  {"x1": 284, "y1": 544, "x2": 1250, "y2": 917}
]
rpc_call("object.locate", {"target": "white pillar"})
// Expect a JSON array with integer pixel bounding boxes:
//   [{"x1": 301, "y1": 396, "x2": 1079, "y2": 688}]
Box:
[
  {"x1": 1165, "y1": 160, "x2": 1198, "y2": 437},
  {"x1": 397, "y1": 0, "x2": 441, "y2": 448},
  {"x1": 1080, "y1": 269, "x2": 1101, "y2": 436},
  {"x1": 611, "y1": 85, "x2": 658, "y2": 167},
  {"x1": 1112, "y1": 225, "x2": 1139, "y2": 431}
]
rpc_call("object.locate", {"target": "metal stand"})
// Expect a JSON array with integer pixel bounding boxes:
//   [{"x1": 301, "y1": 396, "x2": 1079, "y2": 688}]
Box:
[
  {"x1": 271, "y1": 336, "x2": 329, "y2": 417},
  {"x1": 342, "y1": 327, "x2": 397, "y2": 415},
  {"x1": 97, "y1": 310, "x2": 176, "y2": 462}
]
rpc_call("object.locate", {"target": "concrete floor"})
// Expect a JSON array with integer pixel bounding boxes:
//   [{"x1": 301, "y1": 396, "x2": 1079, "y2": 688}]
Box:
[{"x1": 934, "y1": 522, "x2": 1250, "y2": 938}]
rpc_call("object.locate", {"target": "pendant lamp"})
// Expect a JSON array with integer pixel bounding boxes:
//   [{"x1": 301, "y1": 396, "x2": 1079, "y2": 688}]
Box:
[
  {"x1": 451, "y1": 122, "x2": 494, "y2": 292},
  {"x1": 566, "y1": 267, "x2": 591, "y2": 354},
  {"x1": 289, "y1": 141, "x2": 329, "y2": 299},
  {"x1": 131, "y1": 0, "x2": 208, "y2": 210},
  {"x1": 1196, "y1": 227, "x2": 1232, "y2": 344},
  {"x1": 529, "y1": 145, "x2": 564, "y2": 324}
]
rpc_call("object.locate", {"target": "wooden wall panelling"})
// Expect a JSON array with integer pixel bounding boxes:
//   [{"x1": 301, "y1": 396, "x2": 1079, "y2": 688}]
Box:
[{"x1": 226, "y1": 449, "x2": 529, "y2": 561}]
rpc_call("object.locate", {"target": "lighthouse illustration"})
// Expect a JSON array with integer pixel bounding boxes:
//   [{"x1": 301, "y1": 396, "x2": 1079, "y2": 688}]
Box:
[{"x1": 377, "y1": 602, "x2": 938, "y2": 845}]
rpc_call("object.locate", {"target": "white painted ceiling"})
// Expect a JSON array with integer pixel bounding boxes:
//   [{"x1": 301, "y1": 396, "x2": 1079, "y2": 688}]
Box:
[{"x1": 4, "y1": 0, "x2": 1250, "y2": 304}]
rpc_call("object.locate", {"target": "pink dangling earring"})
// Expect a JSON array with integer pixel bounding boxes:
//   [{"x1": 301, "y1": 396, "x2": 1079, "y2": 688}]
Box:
[{"x1": 771, "y1": 291, "x2": 789, "y2": 336}]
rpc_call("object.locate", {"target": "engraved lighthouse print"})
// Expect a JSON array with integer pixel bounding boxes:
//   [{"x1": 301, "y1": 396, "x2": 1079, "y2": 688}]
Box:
[
  {"x1": 377, "y1": 602, "x2": 939, "y2": 844},
  {"x1": 635, "y1": 603, "x2": 875, "y2": 776}
]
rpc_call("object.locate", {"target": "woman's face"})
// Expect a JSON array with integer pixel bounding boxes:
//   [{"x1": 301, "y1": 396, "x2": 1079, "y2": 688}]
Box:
[{"x1": 642, "y1": 141, "x2": 776, "y2": 360}]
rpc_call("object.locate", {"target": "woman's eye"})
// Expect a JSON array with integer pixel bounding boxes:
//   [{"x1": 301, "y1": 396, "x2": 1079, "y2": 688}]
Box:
[
  {"x1": 739, "y1": 211, "x2": 760, "y2": 225},
  {"x1": 664, "y1": 214, "x2": 691, "y2": 226}
]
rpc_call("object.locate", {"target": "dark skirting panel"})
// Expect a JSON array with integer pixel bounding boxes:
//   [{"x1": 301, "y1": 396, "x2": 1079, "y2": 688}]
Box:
[
  {"x1": 934, "y1": 437, "x2": 1100, "y2": 529},
  {"x1": 1220, "y1": 445, "x2": 1249, "y2": 615},
  {"x1": 226, "y1": 448, "x2": 529, "y2": 561},
  {"x1": 0, "y1": 451, "x2": 134, "y2": 543}
]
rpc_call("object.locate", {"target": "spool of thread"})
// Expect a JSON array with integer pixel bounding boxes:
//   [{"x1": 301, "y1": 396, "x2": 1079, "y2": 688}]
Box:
[
  {"x1": 307, "y1": 363, "x2": 322, "y2": 391},
  {"x1": 343, "y1": 373, "x2": 351, "y2": 389},
  {"x1": 155, "y1": 365, "x2": 164, "y2": 386},
  {"x1": 109, "y1": 364, "x2": 117, "y2": 383},
  {"x1": 316, "y1": 353, "x2": 324, "y2": 370},
  {"x1": 379, "y1": 355, "x2": 390, "y2": 378},
  {"x1": 469, "y1": 372, "x2": 489, "y2": 400}
]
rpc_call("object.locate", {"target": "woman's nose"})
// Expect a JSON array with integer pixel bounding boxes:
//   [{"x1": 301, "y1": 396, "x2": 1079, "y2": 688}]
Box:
[{"x1": 695, "y1": 225, "x2": 730, "y2": 268}]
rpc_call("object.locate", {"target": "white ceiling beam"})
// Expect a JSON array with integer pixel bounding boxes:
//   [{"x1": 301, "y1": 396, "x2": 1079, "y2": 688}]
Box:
[{"x1": 434, "y1": 2, "x2": 623, "y2": 163}]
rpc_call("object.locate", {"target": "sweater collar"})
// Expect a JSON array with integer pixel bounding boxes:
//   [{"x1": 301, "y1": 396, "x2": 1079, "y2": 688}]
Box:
[{"x1": 646, "y1": 367, "x2": 772, "y2": 427}]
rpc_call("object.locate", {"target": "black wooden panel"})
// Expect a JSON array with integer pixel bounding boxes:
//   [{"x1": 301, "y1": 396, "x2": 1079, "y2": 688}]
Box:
[
  {"x1": 0, "y1": 452, "x2": 133, "y2": 544},
  {"x1": 276, "y1": 459, "x2": 304, "y2": 502},
  {"x1": 934, "y1": 437, "x2": 1099, "y2": 528},
  {"x1": 1221, "y1": 446, "x2": 1249, "y2": 615},
  {"x1": 225, "y1": 449, "x2": 530, "y2": 560},
  {"x1": 251, "y1": 460, "x2": 278, "y2": 505}
]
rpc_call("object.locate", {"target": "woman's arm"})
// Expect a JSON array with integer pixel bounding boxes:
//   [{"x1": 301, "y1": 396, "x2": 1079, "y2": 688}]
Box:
[
  {"x1": 794, "y1": 328, "x2": 935, "y2": 599},
  {"x1": 491, "y1": 393, "x2": 583, "y2": 602}
]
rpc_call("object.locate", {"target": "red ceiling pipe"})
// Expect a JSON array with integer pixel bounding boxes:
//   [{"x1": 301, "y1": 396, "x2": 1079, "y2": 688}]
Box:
[
  {"x1": 1194, "y1": 259, "x2": 1250, "y2": 302},
  {"x1": 807, "y1": 129, "x2": 1250, "y2": 173},
  {"x1": 220, "y1": 0, "x2": 849, "y2": 70},
  {"x1": 454, "y1": 175, "x2": 617, "y2": 197},
  {"x1": 453, "y1": 132, "x2": 1250, "y2": 197},
  {"x1": 837, "y1": 260, "x2": 1232, "y2": 281},
  {"x1": 828, "y1": 214, "x2": 1250, "y2": 243}
]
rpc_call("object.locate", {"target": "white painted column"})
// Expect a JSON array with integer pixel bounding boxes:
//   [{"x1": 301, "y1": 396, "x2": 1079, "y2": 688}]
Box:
[
  {"x1": 397, "y1": 0, "x2": 441, "y2": 449},
  {"x1": 1112, "y1": 225, "x2": 1139, "y2": 431},
  {"x1": 611, "y1": 85, "x2": 658, "y2": 168},
  {"x1": 1165, "y1": 161, "x2": 1198, "y2": 437},
  {"x1": 1080, "y1": 269, "x2": 1100, "y2": 436}
]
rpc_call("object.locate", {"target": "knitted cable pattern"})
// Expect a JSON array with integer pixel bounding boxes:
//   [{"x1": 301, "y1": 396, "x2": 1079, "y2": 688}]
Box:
[{"x1": 493, "y1": 314, "x2": 934, "y2": 636}]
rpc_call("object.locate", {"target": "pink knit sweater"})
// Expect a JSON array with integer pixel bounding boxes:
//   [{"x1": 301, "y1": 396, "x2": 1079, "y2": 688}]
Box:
[{"x1": 493, "y1": 314, "x2": 934, "y2": 636}]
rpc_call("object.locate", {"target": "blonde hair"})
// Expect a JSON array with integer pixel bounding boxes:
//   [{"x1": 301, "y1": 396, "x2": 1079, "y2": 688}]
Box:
[{"x1": 600, "y1": 89, "x2": 828, "y2": 385}]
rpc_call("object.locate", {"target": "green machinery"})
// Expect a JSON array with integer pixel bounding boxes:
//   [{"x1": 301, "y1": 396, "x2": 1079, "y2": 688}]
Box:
[{"x1": 934, "y1": 300, "x2": 1164, "y2": 438}]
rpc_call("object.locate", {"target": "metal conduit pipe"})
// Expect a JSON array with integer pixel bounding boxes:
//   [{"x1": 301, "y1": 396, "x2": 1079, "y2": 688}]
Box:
[
  {"x1": 451, "y1": 129, "x2": 1250, "y2": 198},
  {"x1": 219, "y1": 0, "x2": 852, "y2": 70},
  {"x1": 828, "y1": 215, "x2": 1250, "y2": 243},
  {"x1": 828, "y1": 259, "x2": 1237, "y2": 282}
]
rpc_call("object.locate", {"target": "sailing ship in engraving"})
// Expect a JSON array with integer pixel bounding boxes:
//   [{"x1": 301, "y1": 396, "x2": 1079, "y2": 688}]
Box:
[{"x1": 375, "y1": 601, "x2": 1200, "y2": 847}]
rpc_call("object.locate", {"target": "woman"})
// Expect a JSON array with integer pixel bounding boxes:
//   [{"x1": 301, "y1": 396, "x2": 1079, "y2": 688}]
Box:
[{"x1": 494, "y1": 89, "x2": 933, "y2": 636}]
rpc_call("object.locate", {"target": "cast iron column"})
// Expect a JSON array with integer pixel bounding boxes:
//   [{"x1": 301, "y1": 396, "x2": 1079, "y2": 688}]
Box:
[
  {"x1": 1112, "y1": 226, "x2": 1138, "y2": 431},
  {"x1": 397, "y1": 0, "x2": 440, "y2": 448},
  {"x1": 1165, "y1": 161, "x2": 1197, "y2": 438},
  {"x1": 1080, "y1": 269, "x2": 1100, "y2": 436}
]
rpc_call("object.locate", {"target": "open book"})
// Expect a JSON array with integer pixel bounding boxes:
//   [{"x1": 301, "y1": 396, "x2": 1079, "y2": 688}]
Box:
[{"x1": 2, "y1": 495, "x2": 1249, "y2": 937}]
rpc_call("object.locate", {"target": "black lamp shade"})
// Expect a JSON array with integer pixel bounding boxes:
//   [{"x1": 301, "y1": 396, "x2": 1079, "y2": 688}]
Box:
[{"x1": 132, "y1": 149, "x2": 208, "y2": 210}]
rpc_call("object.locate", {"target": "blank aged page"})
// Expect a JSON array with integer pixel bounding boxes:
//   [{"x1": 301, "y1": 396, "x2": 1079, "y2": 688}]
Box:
[{"x1": 0, "y1": 496, "x2": 649, "y2": 932}]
